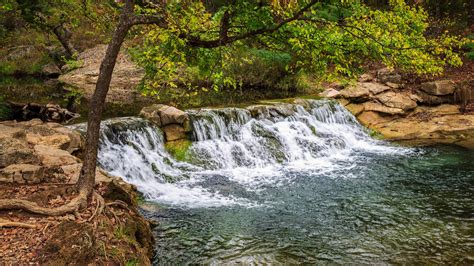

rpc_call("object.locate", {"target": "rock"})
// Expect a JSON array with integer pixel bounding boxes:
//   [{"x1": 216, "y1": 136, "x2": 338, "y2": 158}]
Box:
[
  {"x1": 6, "y1": 45, "x2": 35, "y2": 60},
  {"x1": 159, "y1": 106, "x2": 188, "y2": 126},
  {"x1": 375, "y1": 91, "x2": 417, "y2": 111},
  {"x1": 0, "y1": 164, "x2": 45, "y2": 184},
  {"x1": 420, "y1": 80, "x2": 456, "y2": 96},
  {"x1": 414, "y1": 90, "x2": 451, "y2": 106},
  {"x1": 339, "y1": 84, "x2": 370, "y2": 102},
  {"x1": 362, "y1": 82, "x2": 391, "y2": 95},
  {"x1": 139, "y1": 104, "x2": 164, "y2": 126},
  {"x1": 376, "y1": 68, "x2": 402, "y2": 84},
  {"x1": 8, "y1": 102, "x2": 80, "y2": 123},
  {"x1": 363, "y1": 102, "x2": 405, "y2": 115},
  {"x1": 34, "y1": 145, "x2": 80, "y2": 167},
  {"x1": 358, "y1": 104, "x2": 474, "y2": 149},
  {"x1": 386, "y1": 82, "x2": 401, "y2": 89},
  {"x1": 0, "y1": 137, "x2": 39, "y2": 168},
  {"x1": 358, "y1": 73, "x2": 374, "y2": 82},
  {"x1": 319, "y1": 88, "x2": 340, "y2": 98},
  {"x1": 41, "y1": 63, "x2": 61, "y2": 77},
  {"x1": 140, "y1": 104, "x2": 189, "y2": 129},
  {"x1": 58, "y1": 45, "x2": 147, "y2": 104},
  {"x1": 345, "y1": 103, "x2": 365, "y2": 116},
  {"x1": 162, "y1": 124, "x2": 186, "y2": 141}
]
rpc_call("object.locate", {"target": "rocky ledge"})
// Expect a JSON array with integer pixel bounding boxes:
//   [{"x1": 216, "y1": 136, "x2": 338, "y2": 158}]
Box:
[
  {"x1": 0, "y1": 119, "x2": 154, "y2": 264},
  {"x1": 321, "y1": 69, "x2": 474, "y2": 149}
]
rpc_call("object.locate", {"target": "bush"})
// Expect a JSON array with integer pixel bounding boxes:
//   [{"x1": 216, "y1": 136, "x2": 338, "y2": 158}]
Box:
[{"x1": 0, "y1": 96, "x2": 12, "y2": 120}]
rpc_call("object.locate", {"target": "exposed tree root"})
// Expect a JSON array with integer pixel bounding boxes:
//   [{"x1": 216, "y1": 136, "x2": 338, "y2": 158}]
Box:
[
  {"x1": 0, "y1": 219, "x2": 36, "y2": 229},
  {"x1": 87, "y1": 192, "x2": 105, "y2": 222},
  {"x1": 0, "y1": 190, "x2": 88, "y2": 216}
]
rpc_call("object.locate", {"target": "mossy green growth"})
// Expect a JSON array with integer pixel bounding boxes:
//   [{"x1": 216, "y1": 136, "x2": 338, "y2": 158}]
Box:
[
  {"x1": 369, "y1": 129, "x2": 385, "y2": 140},
  {"x1": 0, "y1": 96, "x2": 12, "y2": 120},
  {"x1": 165, "y1": 139, "x2": 192, "y2": 162}
]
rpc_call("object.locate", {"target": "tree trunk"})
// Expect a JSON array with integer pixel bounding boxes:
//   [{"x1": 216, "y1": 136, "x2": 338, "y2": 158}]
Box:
[
  {"x1": 76, "y1": 7, "x2": 133, "y2": 203},
  {"x1": 52, "y1": 26, "x2": 78, "y2": 58}
]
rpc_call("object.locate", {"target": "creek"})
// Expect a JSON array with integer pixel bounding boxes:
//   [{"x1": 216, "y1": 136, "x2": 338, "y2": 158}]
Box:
[{"x1": 84, "y1": 100, "x2": 472, "y2": 264}]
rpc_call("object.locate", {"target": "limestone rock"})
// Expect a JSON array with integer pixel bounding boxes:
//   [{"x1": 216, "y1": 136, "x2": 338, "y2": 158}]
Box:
[
  {"x1": 159, "y1": 106, "x2": 188, "y2": 126},
  {"x1": 319, "y1": 88, "x2": 340, "y2": 98},
  {"x1": 162, "y1": 124, "x2": 186, "y2": 141},
  {"x1": 363, "y1": 82, "x2": 391, "y2": 95},
  {"x1": 140, "y1": 104, "x2": 190, "y2": 129},
  {"x1": 414, "y1": 90, "x2": 451, "y2": 106},
  {"x1": 375, "y1": 91, "x2": 417, "y2": 111},
  {"x1": 376, "y1": 68, "x2": 401, "y2": 84},
  {"x1": 41, "y1": 63, "x2": 61, "y2": 77},
  {"x1": 363, "y1": 102, "x2": 405, "y2": 115},
  {"x1": 386, "y1": 82, "x2": 401, "y2": 89},
  {"x1": 339, "y1": 85, "x2": 370, "y2": 102},
  {"x1": 420, "y1": 80, "x2": 456, "y2": 96},
  {"x1": 345, "y1": 103, "x2": 365, "y2": 116},
  {"x1": 0, "y1": 164, "x2": 45, "y2": 184},
  {"x1": 58, "y1": 45, "x2": 147, "y2": 103},
  {"x1": 34, "y1": 145, "x2": 80, "y2": 167},
  {"x1": 358, "y1": 73, "x2": 374, "y2": 82},
  {"x1": 0, "y1": 137, "x2": 39, "y2": 168}
]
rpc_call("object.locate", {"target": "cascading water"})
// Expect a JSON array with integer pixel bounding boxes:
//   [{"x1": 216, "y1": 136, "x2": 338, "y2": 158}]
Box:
[
  {"x1": 95, "y1": 100, "x2": 407, "y2": 207},
  {"x1": 80, "y1": 99, "x2": 473, "y2": 264}
]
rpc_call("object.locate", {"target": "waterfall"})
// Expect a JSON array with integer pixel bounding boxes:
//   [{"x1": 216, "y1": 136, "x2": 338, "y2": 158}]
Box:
[{"x1": 86, "y1": 100, "x2": 409, "y2": 208}]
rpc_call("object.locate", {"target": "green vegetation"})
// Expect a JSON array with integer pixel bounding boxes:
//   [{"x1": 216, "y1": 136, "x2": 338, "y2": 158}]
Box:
[
  {"x1": 130, "y1": 0, "x2": 466, "y2": 101},
  {"x1": 165, "y1": 139, "x2": 192, "y2": 162},
  {"x1": 0, "y1": 96, "x2": 12, "y2": 120}
]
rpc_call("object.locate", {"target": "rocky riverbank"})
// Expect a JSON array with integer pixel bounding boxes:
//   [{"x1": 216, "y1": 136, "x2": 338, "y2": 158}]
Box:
[
  {"x1": 320, "y1": 68, "x2": 474, "y2": 149},
  {"x1": 0, "y1": 119, "x2": 154, "y2": 264}
]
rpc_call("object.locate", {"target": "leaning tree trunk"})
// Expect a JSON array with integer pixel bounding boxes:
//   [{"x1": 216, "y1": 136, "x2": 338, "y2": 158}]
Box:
[
  {"x1": 77, "y1": 7, "x2": 134, "y2": 203},
  {"x1": 52, "y1": 26, "x2": 78, "y2": 58}
]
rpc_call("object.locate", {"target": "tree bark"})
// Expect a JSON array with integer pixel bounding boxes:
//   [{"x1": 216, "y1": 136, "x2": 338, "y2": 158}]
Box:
[
  {"x1": 76, "y1": 3, "x2": 134, "y2": 203},
  {"x1": 52, "y1": 26, "x2": 78, "y2": 58}
]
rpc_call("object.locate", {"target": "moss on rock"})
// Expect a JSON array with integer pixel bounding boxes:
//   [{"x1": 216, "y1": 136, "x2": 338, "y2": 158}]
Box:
[{"x1": 164, "y1": 139, "x2": 192, "y2": 162}]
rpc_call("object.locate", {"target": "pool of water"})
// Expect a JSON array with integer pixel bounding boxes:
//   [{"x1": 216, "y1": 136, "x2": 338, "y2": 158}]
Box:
[
  {"x1": 91, "y1": 100, "x2": 473, "y2": 264},
  {"x1": 145, "y1": 145, "x2": 473, "y2": 264}
]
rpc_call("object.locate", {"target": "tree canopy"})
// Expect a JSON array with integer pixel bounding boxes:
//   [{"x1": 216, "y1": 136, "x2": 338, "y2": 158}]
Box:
[{"x1": 127, "y1": 0, "x2": 465, "y2": 97}]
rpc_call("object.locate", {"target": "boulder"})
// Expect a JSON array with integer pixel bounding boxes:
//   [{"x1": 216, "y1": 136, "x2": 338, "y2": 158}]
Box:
[
  {"x1": 41, "y1": 63, "x2": 61, "y2": 77},
  {"x1": 375, "y1": 91, "x2": 417, "y2": 111},
  {"x1": 376, "y1": 68, "x2": 402, "y2": 84},
  {"x1": 339, "y1": 84, "x2": 370, "y2": 102},
  {"x1": 0, "y1": 164, "x2": 45, "y2": 184},
  {"x1": 162, "y1": 124, "x2": 186, "y2": 141},
  {"x1": 358, "y1": 73, "x2": 374, "y2": 82},
  {"x1": 363, "y1": 102, "x2": 405, "y2": 115},
  {"x1": 34, "y1": 145, "x2": 80, "y2": 167},
  {"x1": 345, "y1": 103, "x2": 365, "y2": 116},
  {"x1": 159, "y1": 106, "x2": 188, "y2": 126},
  {"x1": 140, "y1": 104, "x2": 190, "y2": 129},
  {"x1": 362, "y1": 82, "x2": 391, "y2": 95},
  {"x1": 0, "y1": 137, "x2": 39, "y2": 168},
  {"x1": 420, "y1": 80, "x2": 456, "y2": 96},
  {"x1": 58, "y1": 45, "x2": 147, "y2": 103},
  {"x1": 414, "y1": 90, "x2": 451, "y2": 106},
  {"x1": 319, "y1": 88, "x2": 340, "y2": 98},
  {"x1": 386, "y1": 82, "x2": 401, "y2": 89}
]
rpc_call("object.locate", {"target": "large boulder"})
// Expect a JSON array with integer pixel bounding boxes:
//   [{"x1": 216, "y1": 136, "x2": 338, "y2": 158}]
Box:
[
  {"x1": 374, "y1": 91, "x2": 417, "y2": 111},
  {"x1": 162, "y1": 124, "x2": 186, "y2": 141},
  {"x1": 0, "y1": 164, "x2": 45, "y2": 184},
  {"x1": 363, "y1": 102, "x2": 405, "y2": 115},
  {"x1": 420, "y1": 80, "x2": 456, "y2": 96},
  {"x1": 376, "y1": 68, "x2": 402, "y2": 84},
  {"x1": 140, "y1": 104, "x2": 189, "y2": 127},
  {"x1": 339, "y1": 84, "x2": 370, "y2": 102},
  {"x1": 58, "y1": 45, "x2": 147, "y2": 103},
  {"x1": 0, "y1": 137, "x2": 39, "y2": 168},
  {"x1": 34, "y1": 145, "x2": 80, "y2": 167}
]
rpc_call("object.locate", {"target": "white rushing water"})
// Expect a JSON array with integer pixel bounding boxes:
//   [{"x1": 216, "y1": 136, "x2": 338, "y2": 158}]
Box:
[{"x1": 91, "y1": 100, "x2": 410, "y2": 208}]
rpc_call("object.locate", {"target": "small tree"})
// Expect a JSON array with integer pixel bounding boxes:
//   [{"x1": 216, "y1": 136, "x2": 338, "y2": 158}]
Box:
[{"x1": 0, "y1": 0, "x2": 464, "y2": 215}]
